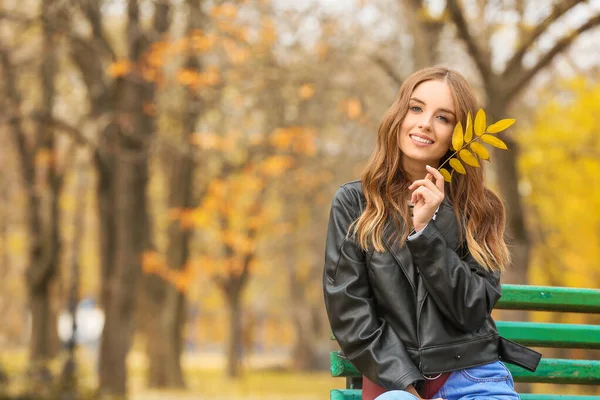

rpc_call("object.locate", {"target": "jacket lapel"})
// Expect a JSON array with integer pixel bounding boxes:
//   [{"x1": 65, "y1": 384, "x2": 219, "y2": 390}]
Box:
[{"x1": 382, "y1": 218, "x2": 418, "y2": 296}]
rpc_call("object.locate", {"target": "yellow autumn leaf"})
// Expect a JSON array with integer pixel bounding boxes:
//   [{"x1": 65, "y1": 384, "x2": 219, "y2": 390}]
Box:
[
  {"x1": 299, "y1": 84, "x2": 315, "y2": 99},
  {"x1": 292, "y1": 135, "x2": 317, "y2": 156},
  {"x1": 481, "y1": 134, "x2": 508, "y2": 149},
  {"x1": 440, "y1": 168, "x2": 452, "y2": 182},
  {"x1": 191, "y1": 32, "x2": 217, "y2": 52},
  {"x1": 223, "y1": 39, "x2": 250, "y2": 65},
  {"x1": 260, "y1": 18, "x2": 277, "y2": 46},
  {"x1": 346, "y1": 98, "x2": 362, "y2": 119},
  {"x1": 449, "y1": 158, "x2": 466, "y2": 174},
  {"x1": 211, "y1": 3, "x2": 237, "y2": 18},
  {"x1": 199, "y1": 67, "x2": 221, "y2": 86},
  {"x1": 177, "y1": 68, "x2": 200, "y2": 86},
  {"x1": 190, "y1": 132, "x2": 220, "y2": 150},
  {"x1": 487, "y1": 118, "x2": 516, "y2": 134},
  {"x1": 459, "y1": 149, "x2": 480, "y2": 167},
  {"x1": 464, "y1": 113, "x2": 473, "y2": 142},
  {"x1": 269, "y1": 128, "x2": 294, "y2": 149},
  {"x1": 261, "y1": 155, "x2": 294, "y2": 177},
  {"x1": 470, "y1": 142, "x2": 490, "y2": 160},
  {"x1": 452, "y1": 121, "x2": 463, "y2": 151},
  {"x1": 316, "y1": 42, "x2": 329, "y2": 60},
  {"x1": 474, "y1": 109, "x2": 486, "y2": 136},
  {"x1": 107, "y1": 60, "x2": 133, "y2": 77}
]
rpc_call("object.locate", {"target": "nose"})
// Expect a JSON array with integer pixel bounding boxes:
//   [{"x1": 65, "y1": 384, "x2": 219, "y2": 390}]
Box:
[{"x1": 418, "y1": 114, "x2": 433, "y2": 131}]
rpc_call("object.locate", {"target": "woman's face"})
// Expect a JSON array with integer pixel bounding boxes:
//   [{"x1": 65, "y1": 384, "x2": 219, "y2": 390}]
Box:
[{"x1": 398, "y1": 79, "x2": 457, "y2": 169}]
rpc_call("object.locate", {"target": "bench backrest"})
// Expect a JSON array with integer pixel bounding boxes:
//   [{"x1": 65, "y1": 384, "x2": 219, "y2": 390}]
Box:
[{"x1": 330, "y1": 284, "x2": 600, "y2": 399}]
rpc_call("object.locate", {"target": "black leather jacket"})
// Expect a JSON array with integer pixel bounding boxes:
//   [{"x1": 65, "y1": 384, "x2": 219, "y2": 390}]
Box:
[{"x1": 323, "y1": 180, "x2": 541, "y2": 391}]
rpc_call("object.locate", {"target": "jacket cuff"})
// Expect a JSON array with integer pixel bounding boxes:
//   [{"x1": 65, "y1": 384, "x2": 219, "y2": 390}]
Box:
[
  {"x1": 406, "y1": 220, "x2": 441, "y2": 250},
  {"x1": 407, "y1": 223, "x2": 429, "y2": 241}
]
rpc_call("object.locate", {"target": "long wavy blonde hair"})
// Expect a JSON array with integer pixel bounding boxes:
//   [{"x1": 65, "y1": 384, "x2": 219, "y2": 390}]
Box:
[{"x1": 352, "y1": 67, "x2": 510, "y2": 272}]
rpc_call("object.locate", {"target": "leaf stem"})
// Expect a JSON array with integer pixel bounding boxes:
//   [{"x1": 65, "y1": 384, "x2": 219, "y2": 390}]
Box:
[{"x1": 437, "y1": 135, "x2": 484, "y2": 171}]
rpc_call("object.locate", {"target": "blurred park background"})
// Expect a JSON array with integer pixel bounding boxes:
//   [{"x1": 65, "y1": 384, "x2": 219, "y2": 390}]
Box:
[{"x1": 0, "y1": 0, "x2": 599, "y2": 399}]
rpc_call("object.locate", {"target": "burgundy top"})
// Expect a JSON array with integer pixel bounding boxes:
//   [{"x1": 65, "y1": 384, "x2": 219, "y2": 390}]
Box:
[{"x1": 362, "y1": 372, "x2": 451, "y2": 399}]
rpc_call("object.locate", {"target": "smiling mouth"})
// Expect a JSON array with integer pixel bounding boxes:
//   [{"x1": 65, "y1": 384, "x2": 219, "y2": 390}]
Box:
[{"x1": 410, "y1": 134, "x2": 434, "y2": 144}]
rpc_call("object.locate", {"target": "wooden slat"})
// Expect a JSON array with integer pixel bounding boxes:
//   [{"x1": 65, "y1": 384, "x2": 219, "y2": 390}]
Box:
[
  {"x1": 507, "y1": 358, "x2": 600, "y2": 385},
  {"x1": 330, "y1": 389, "x2": 361, "y2": 400},
  {"x1": 330, "y1": 390, "x2": 600, "y2": 400},
  {"x1": 497, "y1": 285, "x2": 600, "y2": 313},
  {"x1": 497, "y1": 321, "x2": 600, "y2": 349},
  {"x1": 330, "y1": 351, "x2": 359, "y2": 377},
  {"x1": 331, "y1": 352, "x2": 600, "y2": 385}
]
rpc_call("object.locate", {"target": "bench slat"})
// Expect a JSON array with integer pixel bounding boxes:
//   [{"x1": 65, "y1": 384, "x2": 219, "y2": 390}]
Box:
[
  {"x1": 330, "y1": 389, "x2": 361, "y2": 400},
  {"x1": 330, "y1": 390, "x2": 600, "y2": 400},
  {"x1": 497, "y1": 285, "x2": 600, "y2": 313},
  {"x1": 331, "y1": 352, "x2": 600, "y2": 385},
  {"x1": 507, "y1": 358, "x2": 600, "y2": 385},
  {"x1": 497, "y1": 321, "x2": 600, "y2": 349}
]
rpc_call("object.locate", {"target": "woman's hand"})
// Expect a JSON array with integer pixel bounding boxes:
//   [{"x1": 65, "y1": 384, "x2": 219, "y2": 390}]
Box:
[{"x1": 408, "y1": 165, "x2": 445, "y2": 232}]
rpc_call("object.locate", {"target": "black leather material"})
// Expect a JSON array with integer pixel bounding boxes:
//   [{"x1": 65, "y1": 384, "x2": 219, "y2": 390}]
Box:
[
  {"x1": 498, "y1": 337, "x2": 542, "y2": 372},
  {"x1": 323, "y1": 180, "x2": 541, "y2": 391}
]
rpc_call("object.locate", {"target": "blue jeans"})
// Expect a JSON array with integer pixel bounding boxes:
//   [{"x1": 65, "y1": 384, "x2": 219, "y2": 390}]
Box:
[{"x1": 375, "y1": 360, "x2": 519, "y2": 400}]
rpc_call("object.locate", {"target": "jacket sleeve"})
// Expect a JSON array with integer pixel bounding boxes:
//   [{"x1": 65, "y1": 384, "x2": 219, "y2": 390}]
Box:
[
  {"x1": 323, "y1": 186, "x2": 423, "y2": 390},
  {"x1": 406, "y1": 220, "x2": 502, "y2": 332}
]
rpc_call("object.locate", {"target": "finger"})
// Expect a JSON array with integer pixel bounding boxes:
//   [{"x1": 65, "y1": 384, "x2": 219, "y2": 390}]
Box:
[
  {"x1": 409, "y1": 178, "x2": 443, "y2": 196},
  {"x1": 411, "y1": 186, "x2": 424, "y2": 205},
  {"x1": 426, "y1": 165, "x2": 445, "y2": 192},
  {"x1": 411, "y1": 185, "x2": 436, "y2": 204}
]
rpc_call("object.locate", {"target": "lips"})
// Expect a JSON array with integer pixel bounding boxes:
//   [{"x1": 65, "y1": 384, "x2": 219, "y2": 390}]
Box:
[{"x1": 409, "y1": 134, "x2": 434, "y2": 144}]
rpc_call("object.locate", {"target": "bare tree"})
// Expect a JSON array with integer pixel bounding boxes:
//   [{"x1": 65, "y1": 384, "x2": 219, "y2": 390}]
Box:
[
  {"x1": 143, "y1": 0, "x2": 205, "y2": 388},
  {"x1": 0, "y1": 0, "x2": 66, "y2": 382},
  {"x1": 67, "y1": 0, "x2": 172, "y2": 395},
  {"x1": 444, "y1": 0, "x2": 600, "y2": 286}
]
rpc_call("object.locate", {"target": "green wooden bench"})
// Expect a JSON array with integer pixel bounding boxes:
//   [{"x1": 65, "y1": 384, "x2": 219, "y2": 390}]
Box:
[{"x1": 330, "y1": 284, "x2": 600, "y2": 400}]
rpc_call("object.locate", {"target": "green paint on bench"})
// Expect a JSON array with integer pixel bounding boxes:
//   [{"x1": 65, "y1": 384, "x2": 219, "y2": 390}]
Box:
[
  {"x1": 496, "y1": 321, "x2": 600, "y2": 349},
  {"x1": 329, "y1": 390, "x2": 600, "y2": 400},
  {"x1": 330, "y1": 389, "x2": 361, "y2": 400},
  {"x1": 330, "y1": 352, "x2": 600, "y2": 385},
  {"x1": 497, "y1": 285, "x2": 600, "y2": 313},
  {"x1": 507, "y1": 358, "x2": 600, "y2": 385}
]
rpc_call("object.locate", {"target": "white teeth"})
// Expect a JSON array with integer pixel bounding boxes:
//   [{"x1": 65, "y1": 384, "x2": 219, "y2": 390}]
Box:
[{"x1": 411, "y1": 135, "x2": 433, "y2": 144}]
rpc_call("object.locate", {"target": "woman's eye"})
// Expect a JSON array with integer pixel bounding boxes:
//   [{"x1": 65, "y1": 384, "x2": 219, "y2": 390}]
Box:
[
  {"x1": 410, "y1": 106, "x2": 421, "y2": 112},
  {"x1": 437, "y1": 115, "x2": 449, "y2": 123}
]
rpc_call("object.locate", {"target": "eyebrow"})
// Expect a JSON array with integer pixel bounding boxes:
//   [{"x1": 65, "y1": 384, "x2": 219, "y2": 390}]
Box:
[{"x1": 410, "y1": 97, "x2": 456, "y2": 117}]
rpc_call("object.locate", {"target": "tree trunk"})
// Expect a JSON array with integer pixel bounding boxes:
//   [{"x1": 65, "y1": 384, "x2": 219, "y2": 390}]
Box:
[
  {"x1": 488, "y1": 101, "x2": 530, "y2": 287},
  {"x1": 226, "y1": 292, "x2": 243, "y2": 378},
  {"x1": 146, "y1": 286, "x2": 186, "y2": 388},
  {"x1": 487, "y1": 101, "x2": 531, "y2": 369},
  {"x1": 98, "y1": 152, "x2": 147, "y2": 395},
  {"x1": 290, "y1": 306, "x2": 319, "y2": 370},
  {"x1": 145, "y1": 0, "x2": 202, "y2": 387},
  {"x1": 146, "y1": 155, "x2": 193, "y2": 388},
  {"x1": 1, "y1": 4, "x2": 62, "y2": 379},
  {"x1": 288, "y1": 263, "x2": 319, "y2": 370}
]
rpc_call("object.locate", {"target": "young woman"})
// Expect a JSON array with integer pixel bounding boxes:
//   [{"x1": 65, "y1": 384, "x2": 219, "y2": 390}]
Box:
[{"x1": 323, "y1": 67, "x2": 540, "y2": 400}]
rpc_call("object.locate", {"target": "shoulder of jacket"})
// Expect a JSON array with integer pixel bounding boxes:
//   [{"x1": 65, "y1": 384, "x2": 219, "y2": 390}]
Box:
[{"x1": 335, "y1": 180, "x2": 365, "y2": 214}]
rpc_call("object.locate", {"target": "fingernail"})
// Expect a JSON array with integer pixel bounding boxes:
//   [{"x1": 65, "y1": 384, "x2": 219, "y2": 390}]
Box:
[{"x1": 426, "y1": 165, "x2": 431, "y2": 169}]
